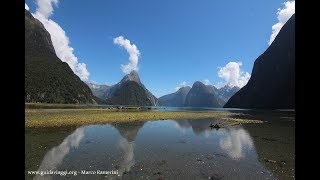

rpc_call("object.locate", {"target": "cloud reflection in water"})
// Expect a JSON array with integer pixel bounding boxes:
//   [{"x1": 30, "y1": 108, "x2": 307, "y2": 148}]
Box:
[
  {"x1": 174, "y1": 119, "x2": 254, "y2": 160},
  {"x1": 219, "y1": 128, "x2": 253, "y2": 160},
  {"x1": 34, "y1": 128, "x2": 84, "y2": 180}
]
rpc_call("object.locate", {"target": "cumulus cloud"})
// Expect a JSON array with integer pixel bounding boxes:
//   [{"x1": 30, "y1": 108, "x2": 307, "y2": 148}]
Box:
[
  {"x1": 114, "y1": 36, "x2": 141, "y2": 74},
  {"x1": 31, "y1": 0, "x2": 90, "y2": 81},
  {"x1": 25, "y1": 3, "x2": 29, "y2": 11},
  {"x1": 268, "y1": 1, "x2": 295, "y2": 45},
  {"x1": 175, "y1": 81, "x2": 189, "y2": 91},
  {"x1": 36, "y1": 0, "x2": 58, "y2": 18},
  {"x1": 217, "y1": 62, "x2": 251, "y2": 88}
]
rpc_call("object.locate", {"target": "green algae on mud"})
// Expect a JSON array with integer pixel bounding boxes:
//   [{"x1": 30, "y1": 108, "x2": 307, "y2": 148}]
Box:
[{"x1": 25, "y1": 109, "x2": 263, "y2": 128}]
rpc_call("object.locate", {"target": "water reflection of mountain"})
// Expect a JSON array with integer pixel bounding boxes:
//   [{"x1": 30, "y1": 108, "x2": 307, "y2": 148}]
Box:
[
  {"x1": 111, "y1": 122, "x2": 145, "y2": 142},
  {"x1": 111, "y1": 122, "x2": 145, "y2": 177}
]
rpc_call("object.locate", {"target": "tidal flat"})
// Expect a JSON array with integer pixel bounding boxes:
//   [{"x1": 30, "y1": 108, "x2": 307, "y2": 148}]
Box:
[
  {"x1": 25, "y1": 108, "x2": 262, "y2": 128},
  {"x1": 25, "y1": 110, "x2": 294, "y2": 180},
  {"x1": 25, "y1": 104, "x2": 294, "y2": 179}
]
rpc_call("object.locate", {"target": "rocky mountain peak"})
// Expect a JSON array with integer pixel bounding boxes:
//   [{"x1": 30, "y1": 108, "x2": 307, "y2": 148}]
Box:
[{"x1": 120, "y1": 70, "x2": 141, "y2": 84}]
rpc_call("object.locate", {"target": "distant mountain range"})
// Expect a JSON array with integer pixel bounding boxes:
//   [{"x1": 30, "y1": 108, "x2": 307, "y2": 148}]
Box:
[
  {"x1": 184, "y1": 81, "x2": 225, "y2": 108},
  {"x1": 159, "y1": 82, "x2": 239, "y2": 108},
  {"x1": 158, "y1": 86, "x2": 191, "y2": 107},
  {"x1": 217, "y1": 85, "x2": 240, "y2": 102},
  {"x1": 224, "y1": 14, "x2": 295, "y2": 109},
  {"x1": 25, "y1": 10, "x2": 96, "y2": 104},
  {"x1": 87, "y1": 71, "x2": 160, "y2": 106}
]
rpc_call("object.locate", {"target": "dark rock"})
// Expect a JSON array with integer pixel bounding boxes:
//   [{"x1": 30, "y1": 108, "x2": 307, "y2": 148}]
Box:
[
  {"x1": 224, "y1": 14, "x2": 295, "y2": 109},
  {"x1": 209, "y1": 124, "x2": 220, "y2": 129}
]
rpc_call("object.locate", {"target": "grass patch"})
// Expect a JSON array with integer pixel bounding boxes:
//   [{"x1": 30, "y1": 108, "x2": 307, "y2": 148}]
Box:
[
  {"x1": 25, "y1": 103, "x2": 144, "y2": 110},
  {"x1": 25, "y1": 108, "x2": 262, "y2": 128},
  {"x1": 25, "y1": 103, "x2": 92, "y2": 109},
  {"x1": 221, "y1": 117, "x2": 264, "y2": 124}
]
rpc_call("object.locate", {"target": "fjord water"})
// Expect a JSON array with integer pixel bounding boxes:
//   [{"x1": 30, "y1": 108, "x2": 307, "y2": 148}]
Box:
[{"x1": 26, "y1": 110, "x2": 294, "y2": 180}]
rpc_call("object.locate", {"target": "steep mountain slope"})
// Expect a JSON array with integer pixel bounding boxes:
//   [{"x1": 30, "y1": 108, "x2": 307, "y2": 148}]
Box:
[
  {"x1": 105, "y1": 71, "x2": 160, "y2": 106},
  {"x1": 86, "y1": 83, "x2": 110, "y2": 100},
  {"x1": 184, "y1": 81, "x2": 225, "y2": 107},
  {"x1": 159, "y1": 86, "x2": 191, "y2": 107},
  {"x1": 224, "y1": 14, "x2": 295, "y2": 109},
  {"x1": 25, "y1": 10, "x2": 96, "y2": 104}
]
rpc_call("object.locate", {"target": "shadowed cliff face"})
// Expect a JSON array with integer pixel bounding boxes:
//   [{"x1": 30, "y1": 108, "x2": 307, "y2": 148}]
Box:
[
  {"x1": 25, "y1": 10, "x2": 55, "y2": 55},
  {"x1": 25, "y1": 10, "x2": 96, "y2": 104},
  {"x1": 225, "y1": 14, "x2": 295, "y2": 109}
]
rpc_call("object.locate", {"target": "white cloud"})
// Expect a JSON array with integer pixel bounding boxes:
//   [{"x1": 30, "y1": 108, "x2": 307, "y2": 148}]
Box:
[
  {"x1": 31, "y1": 0, "x2": 90, "y2": 81},
  {"x1": 25, "y1": 3, "x2": 29, "y2": 11},
  {"x1": 36, "y1": 0, "x2": 59, "y2": 19},
  {"x1": 203, "y1": 79, "x2": 212, "y2": 86},
  {"x1": 268, "y1": 1, "x2": 295, "y2": 45},
  {"x1": 113, "y1": 36, "x2": 141, "y2": 74},
  {"x1": 175, "y1": 81, "x2": 189, "y2": 91},
  {"x1": 217, "y1": 62, "x2": 251, "y2": 88}
]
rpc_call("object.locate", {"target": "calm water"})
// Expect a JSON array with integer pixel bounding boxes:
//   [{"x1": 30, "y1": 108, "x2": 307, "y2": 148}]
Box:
[{"x1": 25, "y1": 110, "x2": 295, "y2": 180}]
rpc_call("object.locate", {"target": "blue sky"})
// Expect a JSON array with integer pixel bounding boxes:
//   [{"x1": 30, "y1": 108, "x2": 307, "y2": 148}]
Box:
[{"x1": 25, "y1": 0, "x2": 294, "y2": 98}]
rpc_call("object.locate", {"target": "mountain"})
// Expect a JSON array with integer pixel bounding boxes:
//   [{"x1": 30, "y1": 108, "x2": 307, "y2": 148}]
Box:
[
  {"x1": 159, "y1": 86, "x2": 191, "y2": 107},
  {"x1": 184, "y1": 81, "x2": 225, "y2": 107},
  {"x1": 224, "y1": 14, "x2": 295, "y2": 109},
  {"x1": 25, "y1": 10, "x2": 96, "y2": 104},
  {"x1": 205, "y1": 85, "x2": 219, "y2": 95},
  {"x1": 159, "y1": 83, "x2": 236, "y2": 107},
  {"x1": 217, "y1": 85, "x2": 240, "y2": 102},
  {"x1": 105, "y1": 71, "x2": 160, "y2": 106},
  {"x1": 86, "y1": 82, "x2": 110, "y2": 100}
]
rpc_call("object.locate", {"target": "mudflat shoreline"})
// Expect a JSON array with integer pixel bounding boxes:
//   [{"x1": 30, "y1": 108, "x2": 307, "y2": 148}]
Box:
[{"x1": 25, "y1": 104, "x2": 263, "y2": 128}]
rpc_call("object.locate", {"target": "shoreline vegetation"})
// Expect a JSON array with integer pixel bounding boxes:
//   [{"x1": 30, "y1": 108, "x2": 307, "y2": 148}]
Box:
[{"x1": 25, "y1": 103, "x2": 263, "y2": 128}]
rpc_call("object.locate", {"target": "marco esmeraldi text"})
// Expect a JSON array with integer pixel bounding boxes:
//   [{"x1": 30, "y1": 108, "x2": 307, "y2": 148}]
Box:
[{"x1": 27, "y1": 170, "x2": 119, "y2": 176}]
